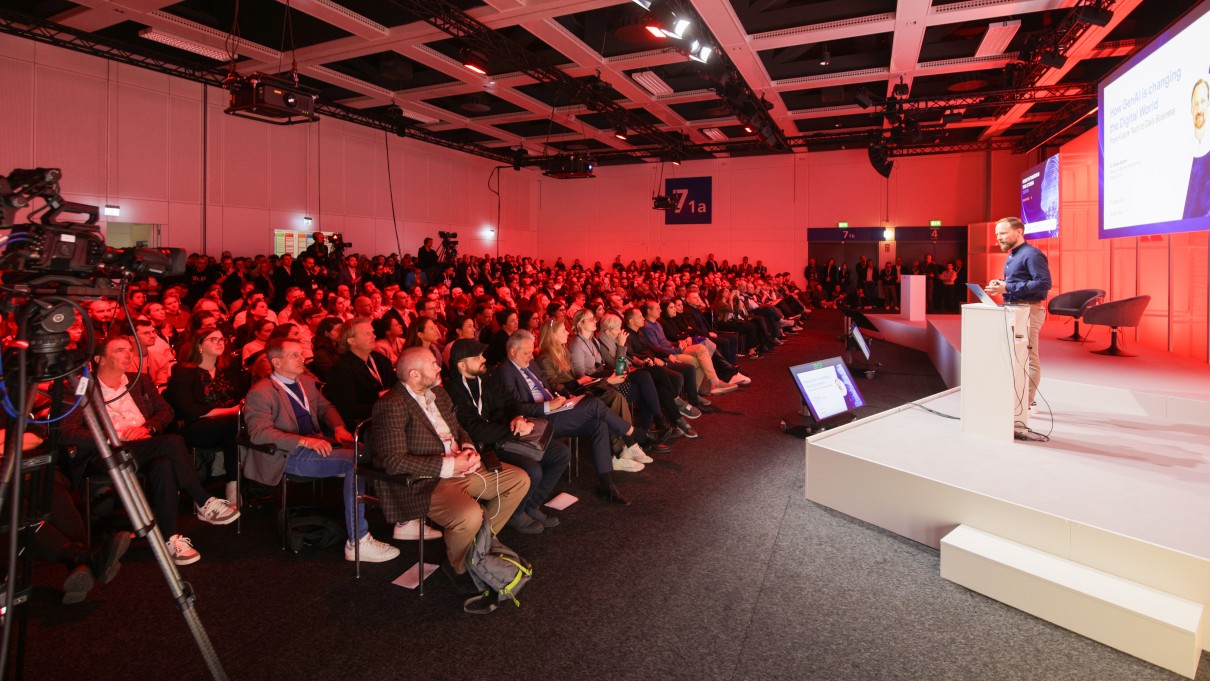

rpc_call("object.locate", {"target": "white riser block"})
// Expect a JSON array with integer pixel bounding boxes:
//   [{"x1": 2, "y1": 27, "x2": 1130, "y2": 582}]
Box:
[{"x1": 941, "y1": 525, "x2": 1204, "y2": 679}]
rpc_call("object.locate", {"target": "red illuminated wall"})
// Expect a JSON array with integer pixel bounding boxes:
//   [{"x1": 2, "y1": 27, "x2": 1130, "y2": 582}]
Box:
[{"x1": 0, "y1": 35, "x2": 535, "y2": 259}]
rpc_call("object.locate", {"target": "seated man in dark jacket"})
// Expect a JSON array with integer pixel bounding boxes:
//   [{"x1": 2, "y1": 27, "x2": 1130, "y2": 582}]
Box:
[
  {"x1": 62, "y1": 335, "x2": 238, "y2": 567},
  {"x1": 445, "y1": 339, "x2": 569, "y2": 534},
  {"x1": 322, "y1": 317, "x2": 398, "y2": 426},
  {"x1": 491, "y1": 330, "x2": 649, "y2": 505}
]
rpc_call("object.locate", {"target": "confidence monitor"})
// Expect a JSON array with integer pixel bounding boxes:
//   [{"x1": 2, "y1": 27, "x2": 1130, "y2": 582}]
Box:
[
  {"x1": 850, "y1": 323, "x2": 871, "y2": 361},
  {"x1": 1099, "y1": 0, "x2": 1210, "y2": 238},
  {"x1": 789, "y1": 357, "x2": 866, "y2": 424}
]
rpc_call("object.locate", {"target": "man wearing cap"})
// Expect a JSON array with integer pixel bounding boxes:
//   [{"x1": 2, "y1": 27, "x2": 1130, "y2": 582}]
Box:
[{"x1": 445, "y1": 339, "x2": 569, "y2": 535}]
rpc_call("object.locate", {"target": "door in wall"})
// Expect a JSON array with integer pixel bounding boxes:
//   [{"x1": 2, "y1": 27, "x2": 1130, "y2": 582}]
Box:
[{"x1": 105, "y1": 223, "x2": 160, "y2": 248}]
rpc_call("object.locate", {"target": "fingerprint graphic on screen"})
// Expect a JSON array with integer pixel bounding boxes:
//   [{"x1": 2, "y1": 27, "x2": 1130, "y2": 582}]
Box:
[{"x1": 1040, "y1": 155, "x2": 1060, "y2": 220}]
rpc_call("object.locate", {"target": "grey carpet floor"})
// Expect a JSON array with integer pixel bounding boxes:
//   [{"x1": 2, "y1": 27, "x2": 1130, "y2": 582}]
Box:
[{"x1": 17, "y1": 310, "x2": 1209, "y2": 681}]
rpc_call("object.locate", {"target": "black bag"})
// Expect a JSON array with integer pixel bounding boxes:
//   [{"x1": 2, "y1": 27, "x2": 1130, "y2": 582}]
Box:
[
  {"x1": 284, "y1": 514, "x2": 344, "y2": 553},
  {"x1": 500, "y1": 418, "x2": 553, "y2": 462}
]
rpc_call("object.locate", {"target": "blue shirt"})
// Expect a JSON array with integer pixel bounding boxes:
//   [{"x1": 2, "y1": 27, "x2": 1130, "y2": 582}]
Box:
[{"x1": 1002, "y1": 242, "x2": 1051, "y2": 303}]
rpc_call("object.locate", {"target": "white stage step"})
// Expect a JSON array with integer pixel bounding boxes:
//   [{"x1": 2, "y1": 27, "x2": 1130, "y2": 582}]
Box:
[{"x1": 941, "y1": 525, "x2": 1204, "y2": 678}]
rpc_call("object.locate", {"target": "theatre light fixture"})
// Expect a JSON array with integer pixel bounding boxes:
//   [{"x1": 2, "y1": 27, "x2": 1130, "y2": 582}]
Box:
[
  {"x1": 461, "y1": 49, "x2": 488, "y2": 75},
  {"x1": 819, "y1": 44, "x2": 830, "y2": 66},
  {"x1": 138, "y1": 28, "x2": 229, "y2": 61},
  {"x1": 615, "y1": 127, "x2": 629, "y2": 141},
  {"x1": 687, "y1": 40, "x2": 713, "y2": 64},
  {"x1": 632, "y1": 70, "x2": 675, "y2": 96}
]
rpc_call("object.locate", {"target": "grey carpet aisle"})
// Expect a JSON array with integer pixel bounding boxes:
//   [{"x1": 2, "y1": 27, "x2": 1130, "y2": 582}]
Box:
[{"x1": 19, "y1": 309, "x2": 1209, "y2": 681}]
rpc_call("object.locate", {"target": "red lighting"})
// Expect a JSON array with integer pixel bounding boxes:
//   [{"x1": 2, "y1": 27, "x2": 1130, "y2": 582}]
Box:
[{"x1": 645, "y1": 25, "x2": 666, "y2": 38}]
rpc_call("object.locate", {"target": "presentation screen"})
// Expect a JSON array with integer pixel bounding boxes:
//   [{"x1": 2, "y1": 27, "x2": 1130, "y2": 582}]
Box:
[
  {"x1": 788, "y1": 357, "x2": 865, "y2": 422},
  {"x1": 1099, "y1": 0, "x2": 1210, "y2": 238},
  {"x1": 1020, "y1": 155, "x2": 1060, "y2": 240}
]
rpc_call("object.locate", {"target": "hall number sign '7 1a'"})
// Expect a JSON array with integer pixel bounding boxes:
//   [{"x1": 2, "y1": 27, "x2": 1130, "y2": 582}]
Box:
[{"x1": 665, "y1": 177, "x2": 712, "y2": 225}]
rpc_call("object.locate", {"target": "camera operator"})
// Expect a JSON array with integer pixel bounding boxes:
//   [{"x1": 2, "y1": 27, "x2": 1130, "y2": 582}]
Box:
[{"x1": 301, "y1": 231, "x2": 330, "y2": 265}]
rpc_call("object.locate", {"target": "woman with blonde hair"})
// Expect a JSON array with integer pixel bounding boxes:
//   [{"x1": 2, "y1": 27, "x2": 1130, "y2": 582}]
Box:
[{"x1": 535, "y1": 317, "x2": 640, "y2": 436}]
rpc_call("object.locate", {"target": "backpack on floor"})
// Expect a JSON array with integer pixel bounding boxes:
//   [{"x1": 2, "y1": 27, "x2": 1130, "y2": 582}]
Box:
[
  {"x1": 464, "y1": 516, "x2": 533, "y2": 606},
  {"x1": 285, "y1": 514, "x2": 344, "y2": 553}
]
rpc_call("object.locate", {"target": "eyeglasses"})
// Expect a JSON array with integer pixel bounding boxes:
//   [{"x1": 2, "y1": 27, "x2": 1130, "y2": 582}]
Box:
[{"x1": 204, "y1": 337, "x2": 227, "y2": 345}]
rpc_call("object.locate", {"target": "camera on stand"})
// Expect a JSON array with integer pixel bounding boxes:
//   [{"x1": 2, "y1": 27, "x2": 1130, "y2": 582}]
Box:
[
  {"x1": 437, "y1": 230, "x2": 458, "y2": 263},
  {"x1": 0, "y1": 168, "x2": 228, "y2": 679}
]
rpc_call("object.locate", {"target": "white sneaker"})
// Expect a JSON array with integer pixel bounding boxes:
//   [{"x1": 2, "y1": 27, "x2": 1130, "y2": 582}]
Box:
[
  {"x1": 612, "y1": 456, "x2": 645, "y2": 472},
  {"x1": 730, "y1": 372, "x2": 752, "y2": 386},
  {"x1": 344, "y1": 534, "x2": 401, "y2": 563},
  {"x1": 196, "y1": 496, "x2": 240, "y2": 525},
  {"x1": 707, "y1": 381, "x2": 738, "y2": 395},
  {"x1": 165, "y1": 534, "x2": 200, "y2": 566},
  {"x1": 393, "y1": 519, "x2": 443, "y2": 541},
  {"x1": 621, "y1": 444, "x2": 654, "y2": 464}
]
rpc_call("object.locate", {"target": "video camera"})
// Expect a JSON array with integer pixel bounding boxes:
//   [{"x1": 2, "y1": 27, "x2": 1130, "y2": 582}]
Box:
[
  {"x1": 0, "y1": 168, "x2": 186, "y2": 297},
  {"x1": 330, "y1": 231, "x2": 352, "y2": 255}
]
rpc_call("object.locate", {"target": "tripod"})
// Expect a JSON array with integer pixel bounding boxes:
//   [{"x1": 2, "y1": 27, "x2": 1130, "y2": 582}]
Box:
[{"x1": 0, "y1": 309, "x2": 227, "y2": 680}]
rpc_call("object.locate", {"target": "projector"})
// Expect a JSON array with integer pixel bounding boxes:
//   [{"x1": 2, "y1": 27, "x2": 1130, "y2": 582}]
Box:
[
  {"x1": 543, "y1": 154, "x2": 596, "y2": 179},
  {"x1": 652, "y1": 194, "x2": 678, "y2": 211},
  {"x1": 225, "y1": 73, "x2": 319, "y2": 126}
]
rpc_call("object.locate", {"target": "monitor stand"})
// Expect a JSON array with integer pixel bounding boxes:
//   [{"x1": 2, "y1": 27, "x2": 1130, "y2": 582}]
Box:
[{"x1": 780, "y1": 401, "x2": 857, "y2": 438}]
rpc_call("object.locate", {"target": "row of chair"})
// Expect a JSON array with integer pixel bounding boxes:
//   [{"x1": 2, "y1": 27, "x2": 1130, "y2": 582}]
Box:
[{"x1": 1046, "y1": 289, "x2": 1151, "y2": 356}]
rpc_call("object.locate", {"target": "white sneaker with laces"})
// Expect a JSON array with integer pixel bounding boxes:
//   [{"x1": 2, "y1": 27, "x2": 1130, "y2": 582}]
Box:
[
  {"x1": 612, "y1": 456, "x2": 644, "y2": 472},
  {"x1": 166, "y1": 534, "x2": 200, "y2": 566},
  {"x1": 196, "y1": 496, "x2": 240, "y2": 525},
  {"x1": 393, "y1": 519, "x2": 443, "y2": 541},
  {"x1": 730, "y1": 373, "x2": 752, "y2": 386},
  {"x1": 345, "y1": 534, "x2": 401, "y2": 563},
  {"x1": 621, "y1": 444, "x2": 654, "y2": 464}
]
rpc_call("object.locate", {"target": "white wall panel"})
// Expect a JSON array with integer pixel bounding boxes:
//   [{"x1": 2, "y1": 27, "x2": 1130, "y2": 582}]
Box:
[
  {"x1": 34, "y1": 65, "x2": 106, "y2": 197},
  {"x1": 221, "y1": 116, "x2": 269, "y2": 208},
  {"x1": 0, "y1": 57, "x2": 34, "y2": 169},
  {"x1": 168, "y1": 95, "x2": 202, "y2": 204},
  {"x1": 115, "y1": 83, "x2": 169, "y2": 201}
]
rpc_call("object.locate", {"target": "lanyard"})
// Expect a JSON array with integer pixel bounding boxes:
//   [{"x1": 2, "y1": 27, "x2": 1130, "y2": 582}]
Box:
[
  {"x1": 271, "y1": 375, "x2": 309, "y2": 414},
  {"x1": 462, "y1": 375, "x2": 483, "y2": 415},
  {"x1": 365, "y1": 356, "x2": 383, "y2": 387}
]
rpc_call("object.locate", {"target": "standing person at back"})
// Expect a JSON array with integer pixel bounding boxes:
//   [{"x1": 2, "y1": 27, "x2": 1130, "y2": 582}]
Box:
[{"x1": 984, "y1": 216, "x2": 1051, "y2": 424}]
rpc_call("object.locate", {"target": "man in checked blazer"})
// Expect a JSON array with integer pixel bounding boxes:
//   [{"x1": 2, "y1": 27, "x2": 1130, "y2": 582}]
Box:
[
  {"x1": 243, "y1": 338, "x2": 399, "y2": 563},
  {"x1": 370, "y1": 347, "x2": 529, "y2": 594}
]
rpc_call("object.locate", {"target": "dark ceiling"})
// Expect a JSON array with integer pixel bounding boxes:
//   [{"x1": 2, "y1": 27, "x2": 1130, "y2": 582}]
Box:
[{"x1": 0, "y1": 0, "x2": 1198, "y2": 164}]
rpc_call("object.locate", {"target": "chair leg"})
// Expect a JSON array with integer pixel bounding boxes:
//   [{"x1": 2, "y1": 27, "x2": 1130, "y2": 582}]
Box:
[
  {"x1": 1094, "y1": 326, "x2": 1135, "y2": 357},
  {"x1": 353, "y1": 470, "x2": 361, "y2": 579},
  {"x1": 1058, "y1": 319, "x2": 1083, "y2": 341},
  {"x1": 418, "y1": 514, "x2": 425, "y2": 597},
  {"x1": 235, "y1": 454, "x2": 242, "y2": 535},
  {"x1": 280, "y1": 479, "x2": 288, "y2": 551},
  {"x1": 84, "y1": 478, "x2": 93, "y2": 549}
]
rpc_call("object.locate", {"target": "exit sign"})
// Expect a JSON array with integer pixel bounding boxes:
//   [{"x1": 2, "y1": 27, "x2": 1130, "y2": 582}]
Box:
[
  {"x1": 929, "y1": 220, "x2": 942, "y2": 227},
  {"x1": 837, "y1": 221, "x2": 849, "y2": 228}
]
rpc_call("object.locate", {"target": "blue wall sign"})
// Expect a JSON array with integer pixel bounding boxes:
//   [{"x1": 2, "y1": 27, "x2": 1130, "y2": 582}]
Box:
[{"x1": 664, "y1": 177, "x2": 712, "y2": 225}]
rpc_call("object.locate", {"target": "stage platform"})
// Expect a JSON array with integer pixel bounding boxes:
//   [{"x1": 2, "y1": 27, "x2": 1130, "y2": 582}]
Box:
[{"x1": 807, "y1": 310, "x2": 1210, "y2": 676}]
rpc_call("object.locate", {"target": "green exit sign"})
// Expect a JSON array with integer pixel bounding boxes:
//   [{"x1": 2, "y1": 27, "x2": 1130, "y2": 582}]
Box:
[
  {"x1": 837, "y1": 221, "x2": 849, "y2": 228},
  {"x1": 929, "y1": 220, "x2": 942, "y2": 227}
]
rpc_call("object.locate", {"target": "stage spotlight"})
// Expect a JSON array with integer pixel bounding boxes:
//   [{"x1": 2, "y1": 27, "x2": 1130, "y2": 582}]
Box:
[
  {"x1": 645, "y1": 4, "x2": 691, "y2": 40},
  {"x1": 819, "y1": 45, "x2": 830, "y2": 66},
  {"x1": 942, "y1": 110, "x2": 963, "y2": 125},
  {"x1": 1039, "y1": 49, "x2": 1067, "y2": 69},
  {"x1": 855, "y1": 88, "x2": 874, "y2": 109},
  {"x1": 743, "y1": 125, "x2": 754, "y2": 134},
  {"x1": 615, "y1": 127, "x2": 628, "y2": 141},
  {"x1": 461, "y1": 49, "x2": 488, "y2": 75},
  {"x1": 687, "y1": 40, "x2": 713, "y2": 64},
  {"x1": 1076, "y1": 5, "x2": 1113, "y2": 27},
  {"x1": 868, "y1": 144, "x2": 893, "y2": 178},
  {"x1": 892, "y1": 77, "x2": 909, "y2": 98},
  {"x1": 631, "y1": 0, "x2": 652, "y2": 8},
  {"x1": 512, "y1": 147, "x2": 527, "y2": 171}
]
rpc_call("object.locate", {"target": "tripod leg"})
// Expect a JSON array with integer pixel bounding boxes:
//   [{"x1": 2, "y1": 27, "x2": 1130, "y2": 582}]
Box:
[{"x1": 79, "y1": 397, "x2": 229, "y2": 681}]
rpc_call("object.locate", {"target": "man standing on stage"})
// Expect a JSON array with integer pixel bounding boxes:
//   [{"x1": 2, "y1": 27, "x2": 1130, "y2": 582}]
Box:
[{"x1": 985, "y1": 217, "x2": 1051, "y2": 418}]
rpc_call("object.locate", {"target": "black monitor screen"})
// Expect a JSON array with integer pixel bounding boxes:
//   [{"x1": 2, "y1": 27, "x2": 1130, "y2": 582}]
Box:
[
  {"x1": 850, "y1": 323, "x2": 871, "y2": 360},
  {"x1": 789, "y1": 356, "x2": 866, "y2": 422}
]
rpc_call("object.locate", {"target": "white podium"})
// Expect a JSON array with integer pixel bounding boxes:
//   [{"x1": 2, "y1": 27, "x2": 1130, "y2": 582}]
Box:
[
  {"x1": 960, "y1": 303, "x2": 1030, "y2": 441},
  {"x1": 901, "y1": 275, "x2": 926, "y2": 321}
]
